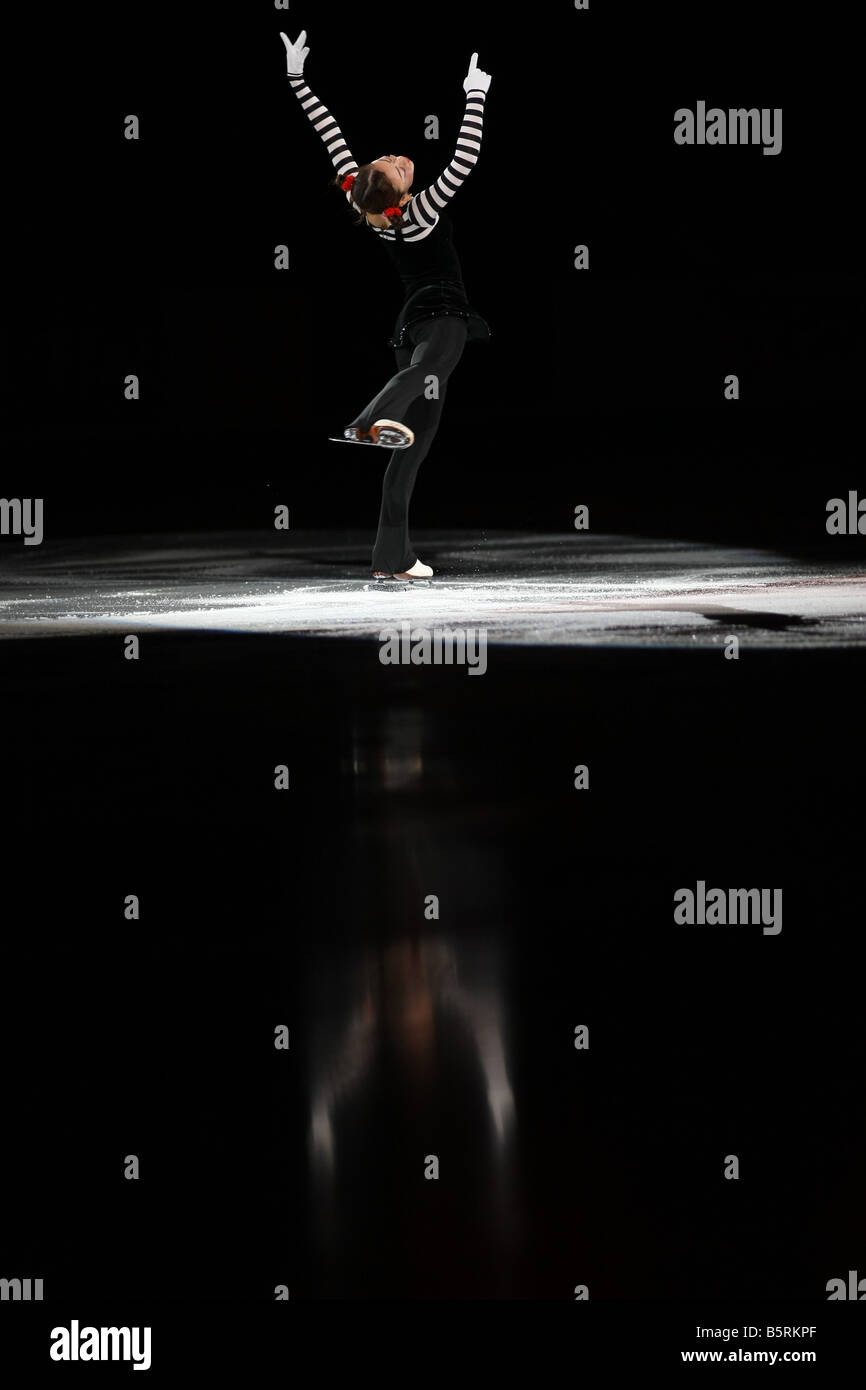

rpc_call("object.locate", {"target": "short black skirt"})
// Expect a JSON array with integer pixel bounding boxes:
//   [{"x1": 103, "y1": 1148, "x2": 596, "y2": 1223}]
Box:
[{"x1": 387, "y1": 278, "x2": 492, "y2": 350}]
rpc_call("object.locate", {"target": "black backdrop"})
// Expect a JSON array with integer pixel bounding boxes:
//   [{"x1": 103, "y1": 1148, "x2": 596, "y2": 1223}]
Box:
[
  {"x1": 3, "y1": 0, "x2": 862, "y2": 549},
  {"x1": 2, "y1": 0, "x2": 866, "y2": 1353}
]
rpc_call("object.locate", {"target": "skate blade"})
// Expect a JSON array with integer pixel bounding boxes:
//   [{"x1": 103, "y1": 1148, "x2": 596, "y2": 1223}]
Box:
[
  {"x1": 326, "y1": 435, "x2": 410, "y2": 448},
  {"x1": 371, "y1": 576, "x2": 431, "y2": 588}
]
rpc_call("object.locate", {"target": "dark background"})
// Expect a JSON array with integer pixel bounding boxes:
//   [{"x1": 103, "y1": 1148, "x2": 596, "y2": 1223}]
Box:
[
  {"x1": 1, "y1": 0, "x2": 865, "y2": 1326},
  {"x1": 3, "y1": 0, "x2": 862, "y2": 549}
]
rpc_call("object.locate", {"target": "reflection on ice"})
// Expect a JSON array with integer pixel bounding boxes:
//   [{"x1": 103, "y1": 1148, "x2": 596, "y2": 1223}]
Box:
[{"x1": 308, "y1": 935, "x2": 515, "y2": 1179}]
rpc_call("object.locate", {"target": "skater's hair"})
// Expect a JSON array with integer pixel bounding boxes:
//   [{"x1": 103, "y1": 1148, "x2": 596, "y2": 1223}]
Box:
[{"x1": 330, "y1": 165, "x2": 406, "y2": 230}]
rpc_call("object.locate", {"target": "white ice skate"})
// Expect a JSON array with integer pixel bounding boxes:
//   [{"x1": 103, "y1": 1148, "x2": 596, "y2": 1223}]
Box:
[
  {"x1": 369, "y1": 419, "x2": 415, "y2": 448},
  {"x1": 372, "y1": 559, "x2": 433, "y2": 582},
  {"x1": 330, "y1": 420, "x2": 415, "y2": 448}
]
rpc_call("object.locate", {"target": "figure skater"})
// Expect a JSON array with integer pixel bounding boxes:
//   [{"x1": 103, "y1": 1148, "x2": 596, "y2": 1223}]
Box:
[{"x1": 280, "y1": 29, "x2": 492, "y2": 581}]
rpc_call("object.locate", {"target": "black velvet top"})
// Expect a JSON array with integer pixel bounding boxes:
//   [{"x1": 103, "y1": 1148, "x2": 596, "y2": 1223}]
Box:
[{"x1": 377, "y1": 208, "x2": 491, "y2": 350}]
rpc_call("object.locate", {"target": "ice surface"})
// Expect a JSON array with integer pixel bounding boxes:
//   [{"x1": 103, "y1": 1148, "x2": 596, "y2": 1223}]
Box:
[{"x1": 1, "y1": 531, "x2": 864, "y2": 649}]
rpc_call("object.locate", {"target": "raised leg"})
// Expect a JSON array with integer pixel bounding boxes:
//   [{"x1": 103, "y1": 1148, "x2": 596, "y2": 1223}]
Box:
[{"x1": 348, "y1": 316, "x2": 466, "y2": 436}]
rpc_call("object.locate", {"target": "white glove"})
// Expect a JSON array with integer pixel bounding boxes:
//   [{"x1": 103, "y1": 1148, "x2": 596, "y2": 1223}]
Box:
[
  {"x1": 280, "y1": 29, "x2": 309, "y2": 77},
  {"x1": 463, "y1": 52, "x2": 492, "y2": 95}
]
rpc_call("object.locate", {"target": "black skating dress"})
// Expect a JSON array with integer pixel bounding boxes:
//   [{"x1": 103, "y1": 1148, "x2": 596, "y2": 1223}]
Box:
[{"x1": 288, "y1": 74, "x2": 491, "y2": 351}]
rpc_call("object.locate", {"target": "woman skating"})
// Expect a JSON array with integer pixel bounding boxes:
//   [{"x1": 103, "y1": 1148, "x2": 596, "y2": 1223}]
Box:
[{"x1": 280, "y1": 29, "x2": 492, "y2": 580}]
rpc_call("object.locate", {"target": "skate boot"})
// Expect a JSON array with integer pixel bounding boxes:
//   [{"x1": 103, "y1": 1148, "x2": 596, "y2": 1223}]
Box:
[
  {"x1": 333, "y1": 421, "x2": 414, "y2": 447},
  {"x1": 372, "y1": 559, "x2": 433, "y2": 581},
  {"x1": 396, "y1": 559, "x2": 433, "y2": 578},
  {"x1": 368, "y1": 419, "x2": 415, "y2": 448}
]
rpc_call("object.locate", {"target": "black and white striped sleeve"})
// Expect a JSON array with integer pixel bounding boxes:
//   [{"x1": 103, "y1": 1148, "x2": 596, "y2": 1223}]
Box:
[
  {"x1": 411, "y1": 90, "x2": 487, "y2": 227},
  {"x1": 287, "y1": 75, "x2": 359, "y2": 206}
]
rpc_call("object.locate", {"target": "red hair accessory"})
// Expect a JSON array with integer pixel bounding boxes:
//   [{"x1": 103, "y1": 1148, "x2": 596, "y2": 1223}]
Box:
[
  {"x1": 383, "y1": 206, "x2": 403, "y2": 218},
  {"x1": 341, "y1": 173, "x2": 356, "y2": 191}
]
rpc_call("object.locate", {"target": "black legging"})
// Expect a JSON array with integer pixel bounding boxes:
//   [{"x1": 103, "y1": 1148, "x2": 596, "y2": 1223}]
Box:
[{"x1": 347, "y1": 316, "x2": 469, "y2": 574}]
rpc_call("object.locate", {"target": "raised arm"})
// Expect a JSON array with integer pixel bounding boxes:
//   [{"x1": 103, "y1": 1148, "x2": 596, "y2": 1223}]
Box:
[
  {"x1": 280, "y1": 30, "x2": 358, "y2": 204},
  {"x1": 412, "y1": 54, "x2": 493, "y2": 228}
]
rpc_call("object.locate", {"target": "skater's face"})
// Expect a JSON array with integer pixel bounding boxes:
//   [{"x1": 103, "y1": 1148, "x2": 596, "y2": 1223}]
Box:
[{"x1": 371, "y1": 154, "x2": 413, "y2": 194}]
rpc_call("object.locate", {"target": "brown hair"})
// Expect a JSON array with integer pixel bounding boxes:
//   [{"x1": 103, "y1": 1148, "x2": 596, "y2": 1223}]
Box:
[{"x1": 329, "y1": 164, "x2": 406, "y2": 231}]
